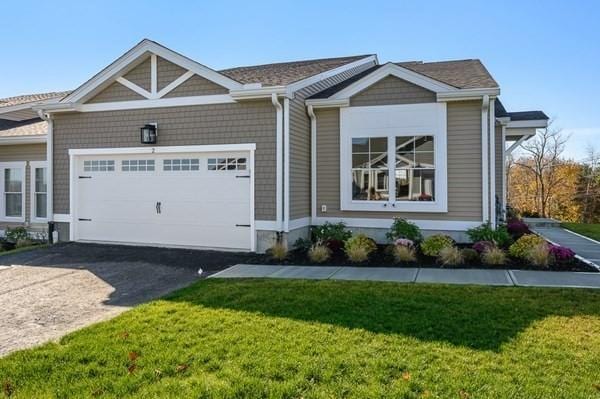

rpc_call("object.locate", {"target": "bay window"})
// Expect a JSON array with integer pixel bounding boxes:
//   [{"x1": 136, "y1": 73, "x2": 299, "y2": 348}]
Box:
[{"x1": 341, "y1": 103, "x2": 448, "y2": 212}]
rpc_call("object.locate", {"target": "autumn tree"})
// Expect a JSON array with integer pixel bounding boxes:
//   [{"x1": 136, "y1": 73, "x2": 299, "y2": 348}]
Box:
[{"x1": 576, "y1": 145, "x2": 600, "y2": 223}]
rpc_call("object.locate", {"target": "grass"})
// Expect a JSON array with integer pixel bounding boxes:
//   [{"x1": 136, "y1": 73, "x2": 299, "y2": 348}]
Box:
[
  {"x1": 0, "y1": 244, "x2": 48, "y2": 257},
  {"x1": 1, "y1": 279, "x2": 600, "y2": 398},
  {"x1": 562, "y1": 222, "x2": 600, "y2": 241}
]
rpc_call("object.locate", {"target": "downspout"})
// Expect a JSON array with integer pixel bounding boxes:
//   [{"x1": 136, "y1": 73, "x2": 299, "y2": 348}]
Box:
[
  {"x1": 271, "y1": 93, "x2": 284, "y2": 233},
  {"x1": 283, "y1": 98, "x2": 290, "y2": 232},
  {"x1": 489, "y1": 98, "x2": 496, "y2": 227},
  {"x1": 481, "y1": 95, "x2": 490, "y2": 224},
  {"x1": 307, "y1": 105, "x2": 317, "y2": 222},
  {"x1": 37, "y1": 110, "x2": 53, "y2": 237}
]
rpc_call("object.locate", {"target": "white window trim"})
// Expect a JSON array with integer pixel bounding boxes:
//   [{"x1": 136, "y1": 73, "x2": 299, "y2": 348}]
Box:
[
  {"x1": 0, "y1": 161, "x2": 26, "y2": 223},
  {"x1": 340, "y1": 103, "x2": 448, "y2": 213},
  {"x1": 30, "y1": 161, "x2": 48, "y2": 223}
]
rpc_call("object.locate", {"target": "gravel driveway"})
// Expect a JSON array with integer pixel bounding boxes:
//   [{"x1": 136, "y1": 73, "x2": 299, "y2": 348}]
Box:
[{"x1": 0, "y1": 243, "x2": 251, "y2": 356}]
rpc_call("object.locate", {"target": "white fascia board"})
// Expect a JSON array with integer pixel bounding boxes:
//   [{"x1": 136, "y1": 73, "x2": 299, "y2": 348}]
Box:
[
  {"x1": 304, "y1": 98, "x2": 350, "y2": 108},
  {"x1": 68, "y1": 143, "x2": 256, "y2": 156},
  {"x1": 331, "y1": 62, "x2": 457, "y2": 99},
  {"x1": 62, "y1": 39, "x2": 243, "y2": 104},
  {"x1": 437, "y1": 88, "x2": 500, "y2": 101},
  {"x1": 0, "y1": 135, "x2": 47, "y2": 145},
  {"x1": 285, "y1": 55, "x2": 378, "y2": 95},
  {"x1": 230, "y1": 86, "x2": 286, "y2": 100},
  {"x1": 506, "y1": 119, "x2": 548, "y2": 128}
]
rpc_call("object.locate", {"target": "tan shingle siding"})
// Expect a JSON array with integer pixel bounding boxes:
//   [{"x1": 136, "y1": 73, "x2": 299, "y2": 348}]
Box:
[
  {"x1": 0, "y1": 143, "x2": 47, "y2": 229},
  {"x1": 157, "y1": 56, "x2": 187, "y2": 91},
  {"x1": 163, "y1": 74, "x2": 228, "y2": 98},
  {"x1": 350, "y1": 75, "x2": 436, "y2": 106},
  {"x1": 288, "y1": 61, "x2": 377, "y2": 220},
  {"x1": 315, "y1": 101, "x2": 483, "y2": 221},
  {"x1": 86, "y1": 81, "x2": 144, "y2": 103},
  {"x1": 123, "y1": 57, "x2": 151, "y2": 92},
  {"x1": 52, "y1": 101, "x2": 277, "y2": 220}
]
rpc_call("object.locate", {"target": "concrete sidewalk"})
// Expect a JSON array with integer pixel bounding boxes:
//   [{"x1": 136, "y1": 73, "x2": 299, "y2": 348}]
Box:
[
  {"x1": 534, "y1": 226, "x2": 600, "y2": 268},
  {"x1": 210, "y1": 264, "x2": 600, "y2": 289}
]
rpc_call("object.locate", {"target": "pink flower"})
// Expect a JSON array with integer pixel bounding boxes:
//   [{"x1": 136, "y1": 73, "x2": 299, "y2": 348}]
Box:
[{"x1": 395, "y1": 238, "x2": 414, "y2": 247}]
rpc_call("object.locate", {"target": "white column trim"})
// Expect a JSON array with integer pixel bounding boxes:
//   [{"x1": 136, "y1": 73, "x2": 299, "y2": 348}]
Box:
[
  {"x1": 283, "y1": 98, "x2": 290, "y2": 232},
  {"x1": 150, "y1": 54, "x2": 157, "y2": 96},
  {"x1": 489, "y1": 99, "x2": 496, "y2": 227},
  {"x1": 481, "y1": 95, "x2": 490, "y2": 223},
  {"x1": 307, "y1": 105, "x2": 317, "y2": 220},
  {"x1": 501, "y1": 124, "x2": 507, "y2": 219},
  {"x1": 271, "y1": 94, "x2": 283, "y2": 232}
]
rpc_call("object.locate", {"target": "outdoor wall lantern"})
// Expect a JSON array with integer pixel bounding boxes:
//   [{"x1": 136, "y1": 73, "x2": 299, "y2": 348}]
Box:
[{"x1": 140, "y1": 123, "x2": 158, "y2": 144}]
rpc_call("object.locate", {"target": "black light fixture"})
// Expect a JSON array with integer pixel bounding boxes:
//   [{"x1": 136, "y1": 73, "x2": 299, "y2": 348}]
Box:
[{"x1": 140, "y1": 123, "x2": 157, "y2": 144}]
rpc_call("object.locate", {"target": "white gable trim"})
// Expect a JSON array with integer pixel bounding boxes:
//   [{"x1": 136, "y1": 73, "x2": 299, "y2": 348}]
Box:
[
  {"x1": 330, "y1": 62, "x2": 457, "y2": 100},
  {"x1": 62, "y1": 39, "x2": 243, "y2": 104},
  {"x1": 156, "y1": 71, "x2": 195, "y2": 98},
  {"x1": 116, "y1": 77, "x2": 152, "y2": 99}
]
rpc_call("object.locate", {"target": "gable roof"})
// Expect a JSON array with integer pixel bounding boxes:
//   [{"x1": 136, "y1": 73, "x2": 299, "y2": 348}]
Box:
[
  {"x1": 0, "y1": 91, "x2": 70, "y2": 109},
  {"x1": 309, "y1": 59, "x2": 498, "y2": 99},
  {"x1": 219, "y1": 55, "x2": 374, "y2": 86}
]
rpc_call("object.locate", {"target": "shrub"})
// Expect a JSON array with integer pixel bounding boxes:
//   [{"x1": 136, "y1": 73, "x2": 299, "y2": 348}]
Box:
[
  {"x1": 268, "y1": 242, "x2": 288, "y2": 261},
  {"x1": 394, "y1": 238, "x2": 414, "y2": 247},
  {"x1": 437, "y1": 246, "x2": 464, "y2": 266},
  {"x1": 466, "y1": 223, "x2": 512, "y2": 247},
  {"x1": 461, "y1": 248, "x2": 480, "y2": 264},
  {"x1": 482, "y1": 247, "x2": 507, "y2": 265},
  {"x1": 5, "y1": 227, "x2": 29, "y2": 243},
  {"x1": 15, "y1": 239, "x2": 34, "y2": 249},
  {"x1": 393, "y1": 245, "x2": 416, "y2": 263},
  {"x1": 293, "y1": 237, "x2": 312, "y2": 253},
  {"x1": 526, "y1": 243, "x2": 552, "y2": 268},
  {"x1": 386, "y1": 218, "x2": 423, "y2": 243},
  {"x1": 509, "y1": 234, "x2": 546, "y2": 259},
  {"x1": 506, "y1": 219, "x2": 530, "y2": 239},
  {"x1": 311, "y1": 222, "x2": 352, "y2": 252},
  {"x1": 472, "y1": 240, "x2": 495, "y2": 253},
  {"x1": 420, "y1": 234, "x2": 454, "y2": 257},
  {"x1": 308, "y1": 243, "x2": 331, "y2": 263},
  {"x1": 549, "y1": 244, "x2": 576, "y2": 262},
  {"x1": 344, "y1": 234, "x2": 377, "y2": 263}
]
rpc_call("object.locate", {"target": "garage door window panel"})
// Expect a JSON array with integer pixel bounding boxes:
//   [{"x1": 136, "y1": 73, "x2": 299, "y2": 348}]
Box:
[
  {"x1": 84, "y1": 160, "x2": 115, "y2": 172},
  {"x1": 122, "y1": 160, "x2": 155, "y2": 172},
  {"x1": 164, "y1": 159, "x2": 200, "y2": 171},
  {"x1": 208, "y1": 157, "x2": 247, "y2": 171}
]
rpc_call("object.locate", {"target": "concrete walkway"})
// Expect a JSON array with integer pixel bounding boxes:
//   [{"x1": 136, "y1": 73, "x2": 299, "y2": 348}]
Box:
[
  {"x1": 210, "y1": 264, "x2": 600, "y2": 289},
  {"x1": 534, "y1": 226, "x2": 600, "y2": 268}
]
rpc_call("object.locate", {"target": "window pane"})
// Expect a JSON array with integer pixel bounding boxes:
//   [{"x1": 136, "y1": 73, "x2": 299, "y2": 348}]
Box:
[
  {"x1": 352, "y1": 154, "x2": 369, "y2": 168},
  {"x1": 35, "y1": 168, "x2": 47, "y2": 193},
  {"x1": 414, "y1": 136, "x2": 434, "y2": 152},
  {"x1": 352, "y1": 138, "x2": 369, "y2": 153},
  {"x1": 36, "y1": 193, "x2": 47, "y2": 218},
  {"x1": 352, "y1": 169, "x2": 388, "y2": 201},
  {"x1": 415, "y1": 152, "x2": 434, "y2": 168},
  {"x1": 396, "y1": 137, "x2": 415, "y2": 152},
  {"x1": 370, "y1": 137, "x2": 387, "y2": 153},
  {"x1": 4, "y1": 169, "x2": 22, "y2": 193},
  {"x1": 5, "y1": 193, "x2": 22, "y2": 217},
  {"x1": 396, "y1": 169, "x2": 435, "y2": 201},
  {"x1": 370, "y1": 153, "x2": 388, "y2": 169},
  {"x1": 396, "y1": 152, "x2": 414, "y2": 168}
]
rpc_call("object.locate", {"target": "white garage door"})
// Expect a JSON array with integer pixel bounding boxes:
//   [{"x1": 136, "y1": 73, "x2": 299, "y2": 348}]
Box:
[{"x1": 73, "y1": 150, "x2": 252, "y2": 250}]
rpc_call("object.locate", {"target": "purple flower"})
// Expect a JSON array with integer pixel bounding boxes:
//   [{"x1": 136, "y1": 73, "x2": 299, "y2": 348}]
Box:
[
  {"x1": 395, "y1": 238, "x2": 414, "y2": 247},
  {"x1": 507, "y1": 219, "x2": 530, "y2": 237},
  {"x1": 473, "y1": 240, "x2": 495, "y2": 253},
  {"x1": 549, "y1": 245, "x2": 576, "y2": 262}
]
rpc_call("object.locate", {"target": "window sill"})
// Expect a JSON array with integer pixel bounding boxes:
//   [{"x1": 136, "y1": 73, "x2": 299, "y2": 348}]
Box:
[
  {"x1": 0, "y1": 217, "x2": 26, "y2": 223},
  {"x1": 341, "y1": 200, "x2": 447, "y2": 213}
]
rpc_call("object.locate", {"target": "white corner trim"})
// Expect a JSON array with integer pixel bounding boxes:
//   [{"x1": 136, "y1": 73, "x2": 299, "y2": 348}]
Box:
[
  {"x1": 481, "y1": 95, "x2": 490, "y2": 223},
  {"x1": 53, "y1": 213, "x2": 71, "y2": 223},
  {"x1": 271, "y1": 94, "x2": 284, "y2": 232},
  {"x1": 0, "y1": 135, "x2": 47, "y2": 145},
  {"x1": 62, "y1": 39, "x2": 243, "y2": 104},
  {"x1": 339, "y1": 103, "x2": 448, "y2": 213},
  {"x1": 283, "y1": 98, "x2": 290, "y2": 232},
  {"x1": 489, "y1": 99, "x2": 496, "y2": 227},
  {"x1": 155, "y1": 70, "x2": 195, "y2": 98},
  {"x1": 501, "y1": 124, "x2": 507, "y2": 216},
  {"x1": 285, "y1": 55, "x2": 378, "y2": 95},
  {"x1": 307, "y1": 105, "x2": 317, "y2": 220},
  {"x1": 116, "y1": 77, "x2": 152, "y2": 99},
  {"x1": 312, "y1": 216, "x2": 482, "y2": 231},
  {"x1": 331, "y1": 62, "x2": 456, "y2": 100},
  {"x1": 29, "y1": 161, "x2": 48, "y2": 224},
  {"x1": 68, "y1": 143, "x2": 256, "y2": 157}
]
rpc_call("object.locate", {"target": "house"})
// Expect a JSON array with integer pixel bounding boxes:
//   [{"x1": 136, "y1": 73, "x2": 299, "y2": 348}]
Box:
[{"x1": 3, "y1": 39, "x2": 548, "y2": 252}]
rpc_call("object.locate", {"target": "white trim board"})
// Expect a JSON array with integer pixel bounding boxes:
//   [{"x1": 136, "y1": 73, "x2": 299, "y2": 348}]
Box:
[
  {"x1": 68, "y1": 143, "x2": 256, "y2": 156},
  {"x1": 0, "y1": 135, "x2": 47, "y2": 145},
  {"x1": 312, "y1": 217, "x2": 482, "y2": 231}
]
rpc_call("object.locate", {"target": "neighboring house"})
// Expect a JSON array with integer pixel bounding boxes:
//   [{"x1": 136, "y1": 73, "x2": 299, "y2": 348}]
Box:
[
  {"x1": 13, "y1": 38, "x2": 546, "y2": 252},
  {"x1": 0, "y1": 92, "x2": 69, "y2": 237}
]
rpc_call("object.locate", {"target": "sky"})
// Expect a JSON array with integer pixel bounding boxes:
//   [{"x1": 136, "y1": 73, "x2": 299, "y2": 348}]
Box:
[{"x1": 1, "y1": 0, "x2": 598, "y2": 160}]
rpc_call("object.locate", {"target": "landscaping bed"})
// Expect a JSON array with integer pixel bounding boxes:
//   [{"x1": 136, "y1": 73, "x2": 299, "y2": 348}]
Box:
[{"x1": 254, "y1": 218, "x2": 597, "y2": 272}]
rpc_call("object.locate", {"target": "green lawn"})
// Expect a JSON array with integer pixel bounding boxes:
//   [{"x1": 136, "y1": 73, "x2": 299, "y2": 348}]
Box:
[
  {"x1": 1, "y1": 280, "x2": 600, "y2": 398},
  {"x1": 562, "y1": 222, "x2": 600, "y2": 241}
]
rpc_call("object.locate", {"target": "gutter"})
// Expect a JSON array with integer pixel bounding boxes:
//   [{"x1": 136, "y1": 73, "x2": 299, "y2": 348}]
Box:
[
  {"x1": 0, "y1": 135, "x2": 47, "y2": 145},
  {"x1": 307, "y1": 105, "x2": 317, "y2": 221},
  {"x1": 37, "y1": 110, "x2": 54, "y2": 230},
  {"x1": 271, "y1": 93, "x2": 284, "y2": 233}
]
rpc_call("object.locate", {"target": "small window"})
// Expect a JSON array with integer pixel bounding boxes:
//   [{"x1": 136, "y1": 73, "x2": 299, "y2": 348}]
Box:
[
  {"x1": 207, "y1": 157, "x2": 246, "y2": 171},
  {"x1": 33, "y1": 167, "x2": 47, "y2": 219},
  {"x1": 122, "y1": 159, "x2": 155, "y2": 172},
  {"x1": 84, "y1": 160, "x2": 115, "y2": 172},
  {"x1": 163, "y1": 159, "x2": 200, "y2": 171},
  {"x1": 4, "y1": 168, "x2": 23, "y2": 217}
]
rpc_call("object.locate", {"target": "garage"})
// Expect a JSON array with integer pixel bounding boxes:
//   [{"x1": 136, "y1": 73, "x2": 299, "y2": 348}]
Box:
[{"x1": 68, "y1": 144, "x2": 255, "y2": 251}]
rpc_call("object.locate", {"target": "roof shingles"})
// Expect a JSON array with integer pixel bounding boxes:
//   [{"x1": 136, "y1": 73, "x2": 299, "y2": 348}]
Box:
[{"x1": 0, "y1": 91, "x2": 71, "y2": 109}]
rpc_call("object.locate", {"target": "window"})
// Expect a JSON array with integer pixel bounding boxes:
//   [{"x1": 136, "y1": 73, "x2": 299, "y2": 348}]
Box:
[
  {"x1": 4, "y1": 168, "x2": 23, "y2": 218},
  {"x1": 122, "y1": 159, "x2": 155, "y2": 172},
  {"x1": 395, "y1": 136, "x2": 435, "y2": 201},
  {"x1": 351, "y1": 138, "x2": 388, "y2": 201},
  {"x1": 207, "y1": 158, "x2": 247, "y2": 171},
  {"x1": 163, "y1": 159, "x2": 200, "y2": 171},
  {"x1": 32, "y1": 166, "x2": 47, "y2": 220},
  {"x1": 84, "y1": 160, "x2": 115, "y2": 172}
]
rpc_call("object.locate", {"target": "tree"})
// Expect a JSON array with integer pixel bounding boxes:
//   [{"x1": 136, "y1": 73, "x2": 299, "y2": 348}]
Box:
[
  {"x1": 513, "y1": 121, "x2": 569, "y2": 218},
  {"x1": 577, "y1": 145, "x2": 600, "y2": 223}
]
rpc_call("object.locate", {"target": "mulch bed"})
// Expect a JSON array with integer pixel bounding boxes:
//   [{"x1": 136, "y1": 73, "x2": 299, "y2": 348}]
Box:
[{"x1": 246, "y1": 244, "x2": 598, "y2": 272}]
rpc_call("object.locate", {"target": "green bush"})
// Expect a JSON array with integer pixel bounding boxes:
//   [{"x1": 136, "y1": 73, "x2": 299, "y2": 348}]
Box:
[
  {"x1": 386, "y1": 218, "x2": 423, "y2": 243},
  {"x1": 15, "y1": 239, "x2": 34, "y2": 249},
  {"x1": 461, "y1": 248, "x2": 480, "y2": 264},
  {"x1": 5, "y1": 227, "x2": 29, "y2": 243},
  {"x1": 344, "y1": 234, "x2": 377, "y2": 262},
  {"x1": 420, "y1": 234, "x2": 454, "y2": 257},
  {"x1": 466, "y1": 223, "x2": 512, "y2": 248},
  {"x1": 509, "y1": 234, "x2": 546, "y2": 259},
  {"x1": 311, "y1": 222, "x2": 352, "y2": 243}
]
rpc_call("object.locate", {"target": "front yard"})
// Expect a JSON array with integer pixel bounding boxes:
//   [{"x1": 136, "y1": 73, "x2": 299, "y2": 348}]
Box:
[
  {"x1": 1, "y1": 279, "x2": 600, "y2": 398},
  {"x1": 562, "y1": 223, "x2": 600, "y2": 241}
]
